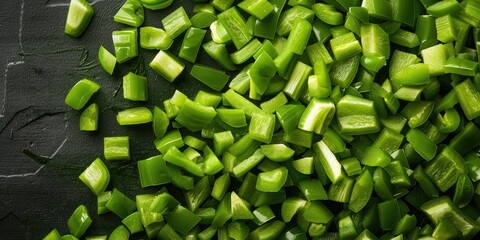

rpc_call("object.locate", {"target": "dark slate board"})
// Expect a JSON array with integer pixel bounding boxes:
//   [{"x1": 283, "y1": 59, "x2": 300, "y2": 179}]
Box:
[{"x1": 0, "y1": 0, "x2": 220, "y2": 238}]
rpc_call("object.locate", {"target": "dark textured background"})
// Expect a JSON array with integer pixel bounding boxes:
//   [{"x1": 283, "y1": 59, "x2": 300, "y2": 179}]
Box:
[{"x1": 0, "y1": 0, "x2": 218, "y2": 238}]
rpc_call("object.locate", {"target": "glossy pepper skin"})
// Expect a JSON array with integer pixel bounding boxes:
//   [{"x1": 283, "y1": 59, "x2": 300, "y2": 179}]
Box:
[
  {"x1": 114, "y1": 0, "x2": 145, "y2": 27},
  {"x1": 65, "y1": 0, "x2": 94, "y2": 37},
  {"x1": 65, "y1": 79, "x2": 100, "y2": 110}
]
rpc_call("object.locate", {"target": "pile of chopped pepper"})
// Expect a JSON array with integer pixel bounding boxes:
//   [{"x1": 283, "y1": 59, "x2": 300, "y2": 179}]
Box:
[{"x1": 44, "y1": 0, "x2": 480, "y2": 239}]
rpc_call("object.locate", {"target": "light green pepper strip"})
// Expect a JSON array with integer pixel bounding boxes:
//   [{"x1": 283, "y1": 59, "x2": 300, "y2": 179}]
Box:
[
  {"x1": 218, "y1": 7, "x2": 252, "y2": 50},
  {"x1": 330, "y1": 54, "x2": 361, "y2": 88},
  {"x1": 372, "y1": 128, "x2": 404, "y2": 154},
  {"x1": 391, "y1": 63, "x2": 430, "y2": 86},
  {"x1": 276, "y1": 5, "x2": 314, "y2": 36},
  {"x1": 104, "y1": 136, "x2": 130, "y2": 161},
  {"x1": 164, "y1": 146, "x2": 204, "y2": 177},
  {"x1": 157, "y1": 224, "x2": 181, "y2": 240},
  {"x1": 427, "y1": 0, "x2": 463, "y2": 17},
  {"x1": 284, "y1": 18, "x2": 312, "y2": 55},
  {"x1": 298, "y1": 98, "x2": 335, "y2": 135},
  {"x1": 137, "y1": 155, "x2": 170, "y2": 188},
  {"x1": 313, "y1": 141, "x2": 343, "y2": 183},
  {"x1": 308, "y1": 58, "x2": 331, "y2": 99},
  {"x1": 445, "y1": 57, "x2": 479, "y2": 76},
  {"x1": 434, "y1": 108, "x2": 460, "y2": 133},
  {"x1": 43, "y1": 229, "x2": 61, "y2": 240},
  {"x1": 378, "y1": 199, "x2": 402, "y2": 231},
  {"x1": 211, "y1": 173, "x2": 231, "y2": 201},
  {"x1": 203, "y1": 41, "x2": 236, "y2": 71},
  {"x1": 260, "y1": 92, "x2": 288, "y2": 114},
  {"x1": 112, "y1": 28, "x2": 138, "y2": 63},
  {"x1": 425, "y1": 146, "x2": 466, "y2": 192},
  {"x1": 306, "y1": 42, "x2": 334, "y2": 66},
  {"x1": 349, "y1": 170, "x2": 373, "y2": 213},
  {"x1": 416, "y1": 15, "x2": 438, "y2": 51},
  {"x1": 114, "y1": 0, "x2": 144, "y2": 27},
  {"x1": 123, "y1": 72, "x2": 147, "y2": 101},
  {"x1": 312, "y1": 3, "x2": 343, "y2": 25},
  {"x1": 260, "y1": 144, "x2": 294, "y2": 162},
  {"x1": 249, "y1": 112, "x2": 276, "y2": 143},
  {"x1": 167, "y1": 206, "x2": 201, "y2": 235},
  {"x1": 339, "y1": 215, "x2": 359, "y2": 239},
  {"x1": 149, "y1": 50, "x2": 185, "y2": 82},
  {"x1": 140, "y1": 27, "x2": 173, "y2": 50},
  {"x1": 106, "y1": 188, "x2": 137, "y2": 219},
  {"x1": 79, "y1": 158, "x2": 110, "y2": 196},
  {"x1": 65, "y1": 79, "x2": 100, "y2": 110},
  {"x1": 389, "y1": 49, "x2": 421, "y2": 79},
  {"x1": 328, "y1": 175, "x2": 354, "y2": 203},
  {"x1": 390, "y1": 29, "x2": 420, "y2": 48},
  {"x1": 140, "y1": 0, "x2": 173, "y2": 10},
  {"x1": 253, "y1": 0, "x2": 287, "y2": 39},
  {"x1": 454, "y1": 79, "x2": 480, "y2": 120},
  {"x1": 252, "y1": 206, "x2": 275, "y2": 226},
  {"x1": 283, "y1": 61, "x2": 312, "y2": 101},
  {"x1": 249, "y1": 220, "x2": 286, "y2": 240},
  {"x1": 64, "y1": 0, "x2": 94, "y2": 37},
  {"x1": 336, "y1": 95, "x2": 380, "y2": 135},
  {"x1": 373, "y1": 167, "x2": 394, "y2": 200},
  {"x1": 231, "y1": 191, "x2": 254, "y2": 221},
  {"x1": 453, "y1": 175, "x2": 474, "y2": 208},
  {"x1": 67, "y1": 205, "x2": 92, "y2": 238},
  {"x1": 238, "y1": 0, "x2": 274, "y2": 20},
  {"x1": 175, "y1": 99, "x2": 217, "y2": 132},
  {"x1": 330, "y1": 32, "x2": 362, "y2": 61},
  {"x1": 232, "y1": 149, "x2": 265, "y2": 178},
  {"x1": 256, "y1": 167, "x2": 288, "y2": 192},
  {"x1": 121, "y1": 212, "x2": 143, "y2": 234},
  {"x1": 401, "y1": 101, "x2": 434, "y2": 128},
  {"x1": 361, "y1": 146, "x2": 391, "y2": 167},
  {"x1": 230, "y1": 39, "x2": 262, "y2": 65},
  {"x1": 281, "y1": 197, "x2": 306, "y2": 223},
  {"x1": 212, "y1": 131, "x2": 234, "y2": 156},
  {"x1": 179, "y1": 27, "x2": 207, "y2": 63},
  {"x1": 303, "y1": 201, "x2": 333, "y2": 224},
  {"x1": 275, "y1": 104, "x2": 305, "y2": 133},
  {"x1": 152, "y1": 107, "x2": 169, "y2": 139},
  {"x1": 166, "y1": 164, "x2": 194, "y2": 190},
  {"x1": 161, "y1": 7, "x2": 191, "y2": 39},
  {"x1": 406, "y1": 128, "x2": 437, "y2": 161},
  {"x1": 185, "y1": 176, "x2": 211, "y2": 212},
  {"x1": 274, "y1": 51, "x2": 300, "y2": 80},
  {"x1": 79, "y1": 103, "x2": 98, "y2": 131},
  {"x1": 340, "y1": 157, "x2": 362, "y2": 176},
  {"x1": 449, "y1": 122, "x2": 480, "y2": 156},
  {"x1": 223, "y1": 89, "x2": 263, "y2": 117},
  {"x1": 149, "y1": 192, "x2": 180, "y2": 214},
  {"x1": 190, "y1": 64, "x2": 230, "y2": 91},
  {"x1": 362, "y1": 0, "x2": 392, "y2": 20},
  {"x1": 154, "y1": 130, "x2": 184, "y2": 154},
  {"x1": 116, "y1": 107, "x2": 152, "y2": 125},
  {"x1": 248, "y1": 52, "x2": 277, "y2": 97},
  {"x1": 210, "y1": 21, "x2": 231, "y2": 44},
  {"x1": 194, "y1": 91, "x2": 222, "y2": 107},
  {"x1": 97, "y1": 191, "x2": 112, "y2": 215},
  {"x1": 436, "y1": 15, "x2": 457, "y2": 43},
  {"x1": 216, "y1": 109, "x2": 247, "y2": 128},
  {"x1": 421, "y1": 44, "x2": 447, "y2": 76},
  {"x1": 421, "y1": 196, "x2": 480, "y2": 239},
  {"x1": 212, "y1": 0, "x2": 235, "y2": 11},
  {"x1": 384, "y1": 160, "x2": 411, "y2": 187},
  {"x1": 98, "y1": 46, "x2": 116, "y2": 75},
  {"x1": 253, "y1": 40, "x2": 278, "y2": 60},
  {"x1": 191, "y1": 12, "x2": 218, "y2": 29}
]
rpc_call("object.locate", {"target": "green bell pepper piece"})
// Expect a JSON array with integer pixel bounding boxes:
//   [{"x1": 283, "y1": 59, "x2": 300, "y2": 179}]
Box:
[
  {"x1": 67, "y1": 205, "x2": 92, "y2": 238},
  {"x1": 108, "y1": 225, "x2": 129, "y2": 240},
  {"x1": 336, "y1": 95, "x2": 380, "y2": 135},
  {"x1": 406, "y1": 128, "x2": 437, "y2": 161},
  {"x1": 166, "y1": 205, "x2": 201, "y2": 235},
  {"x1": 104, "y1": 136, "x2": 130, "y2": 161},
  {"x1": 137, "y1": 155, "x2": 170, "y2": 188},
  {"x1": 139, "y1": 26, "x2": 173, "y2": 50},
  {"x1": 79, "y1": 103, "x2": 99, "y2": 131},
  {"x1": 105, "y1": 188, "x2": 137, "y2": 219},
  {"x1": 114, "y1": 0, "x2": 144, "y2": 27},
  {"x1": 98, "y1": 46, "x2": 116, "y2": 75},
  {"x1": 256, "y1": 167, "x2": 288, "y2": 192},
  {"x1": 425, "y1": 146, "x2": 466, "y2": 192},
  {"x1": 121, "y1": 212, "x2": 143, "y2": 234},
  {"x1": 64, "y1": 0, "x2": 94, "y2": 37},
  {"x1": 140, "y1": 0, "x2": 173, "y2": 10},
  {"x1": 313, "y1": 140, "x2": 343, "y2": 184},
  {"x1": 349, "y1": 170, "x2": 374, "y2": 213},
  {"x1": 150, "y1": 50, "x2": 185, "y2": 82},
  {"x1": 112, "y1": 28, "x2": 138, "y2": 63},
  {"x1": 79, "y1": 158, "x2": 110, "y2": 196},
  {"x1": 65, "y1": 79, "x2": 100, "y2": 110}
]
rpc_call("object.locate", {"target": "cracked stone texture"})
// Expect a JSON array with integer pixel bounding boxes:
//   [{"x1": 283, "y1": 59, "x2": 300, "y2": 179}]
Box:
[{"x1": 0, "y1": 0, "x2": 214, "y2": 238}]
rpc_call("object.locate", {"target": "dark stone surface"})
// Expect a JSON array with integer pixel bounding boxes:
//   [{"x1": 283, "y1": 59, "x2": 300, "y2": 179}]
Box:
[{"x1": 0, "y1": 0, "x2": 216, "y2": 238}]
